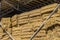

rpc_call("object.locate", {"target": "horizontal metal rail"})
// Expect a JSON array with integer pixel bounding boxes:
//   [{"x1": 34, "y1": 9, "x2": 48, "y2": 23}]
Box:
[
  {"x1": 30, "y1": 4, "x2": 60, "y2": 40},
  {"x1": 1, "y1": 7, "x2": 13, "y2": 13},
  {"x1": 0, "y1": 9, "x2": 14, "y2": 18}
]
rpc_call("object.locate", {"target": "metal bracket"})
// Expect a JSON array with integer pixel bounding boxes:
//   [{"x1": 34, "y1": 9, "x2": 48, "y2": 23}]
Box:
[{"x1": 30, "y1": 4, "x2": 60, "y2": 40}]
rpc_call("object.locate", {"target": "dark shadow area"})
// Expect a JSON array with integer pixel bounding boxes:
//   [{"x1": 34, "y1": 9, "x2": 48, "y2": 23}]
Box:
[
  {"x1": 46, "y1": 23, "x2": 60, "y2": 34},
  {"x1": 1, "y1": 0, "x2": 60, "y2": 18}
]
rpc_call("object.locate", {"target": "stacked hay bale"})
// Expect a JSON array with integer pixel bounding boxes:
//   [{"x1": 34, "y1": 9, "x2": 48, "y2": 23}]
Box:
[
  {"x1": 0, "y1": 27, "x2": 3, "y2": 39},
  {"x1": 1, "y1": 3, "x2": 60, "y2": 40},
  {"x1": 1, "y1": 18, "x2": 12, "y2": 40},
  {"x1": 17, "y1": 3, "x2": 60, "y2": 40},
  {"x1": 11, "y1": 15, "x2": 21, "y2": 40}
]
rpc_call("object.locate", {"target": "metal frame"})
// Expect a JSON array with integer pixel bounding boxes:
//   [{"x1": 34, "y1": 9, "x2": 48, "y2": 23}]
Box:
[
  {"x1": 1, "y1": 0, "x2": 60, "y2": 16},
  {"x1": 3, "y1": 0, "x2": 34, "y2": 11},
  {"x1": 0, "y1": 9, "x2": 14, "y2": 18}
]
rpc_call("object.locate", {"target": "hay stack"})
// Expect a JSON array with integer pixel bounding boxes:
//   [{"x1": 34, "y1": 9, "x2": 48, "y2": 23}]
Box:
[{"x1": 1, "y1": 3, "x2": 60, "y2": 40}]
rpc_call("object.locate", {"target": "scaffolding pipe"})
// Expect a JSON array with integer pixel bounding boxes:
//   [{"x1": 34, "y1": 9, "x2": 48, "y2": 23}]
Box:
[{"x1": 30, "y1": 4, "x2": 60, "y2": 40}]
